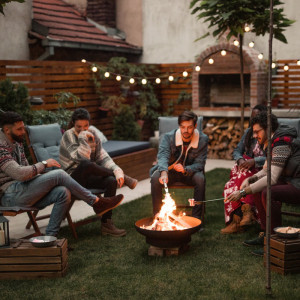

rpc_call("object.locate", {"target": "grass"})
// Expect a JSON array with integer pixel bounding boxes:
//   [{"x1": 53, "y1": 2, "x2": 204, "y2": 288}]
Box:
[{"x1": 1, "y1": 168, "x2": 300, "y2": 300}]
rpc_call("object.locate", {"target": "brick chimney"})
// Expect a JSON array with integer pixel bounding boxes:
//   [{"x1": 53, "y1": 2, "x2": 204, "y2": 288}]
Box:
[{"x1": 87, "y1": 0, "x2": 116, "y2": 28}]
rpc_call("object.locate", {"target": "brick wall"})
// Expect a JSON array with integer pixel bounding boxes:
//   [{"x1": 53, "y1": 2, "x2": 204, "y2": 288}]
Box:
[{"x1": 87, "y1": 0, "x2": 116, "y2": 28}]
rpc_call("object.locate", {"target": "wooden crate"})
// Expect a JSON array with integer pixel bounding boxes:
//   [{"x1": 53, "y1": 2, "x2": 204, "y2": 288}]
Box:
[
  {"x1": 148, "y1": 244, "x2": 190, "y2": 257},
  {"x1": 264, "y1": 235, "x2": 300, "y2": 275},
  {"x1": 0, "y1": 238, "x2": 68, "y2": 279}
]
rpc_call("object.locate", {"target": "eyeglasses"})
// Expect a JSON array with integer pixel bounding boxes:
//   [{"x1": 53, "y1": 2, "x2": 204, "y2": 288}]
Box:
[{"x1": 253, "y1": 128, "x2": 264, "y2": 135}]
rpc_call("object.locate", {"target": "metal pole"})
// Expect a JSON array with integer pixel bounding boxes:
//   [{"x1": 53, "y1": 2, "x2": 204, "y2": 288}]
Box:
[{"x1": 266, "y1": 0, "x2": 274, "y2": 295}]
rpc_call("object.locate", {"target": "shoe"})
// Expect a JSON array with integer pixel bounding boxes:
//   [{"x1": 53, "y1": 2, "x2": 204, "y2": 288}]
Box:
[
  {"x1": 101, "y1": 219, "x2": 127, "y2": 237},
  {"x1": 243, "y1": 232, "x2": 265, "y2": 247},
  {"x1": 240, "y1": 204, "x2": 255, "y2": 226},
  {"x1": 124, "y1": 175, "x2": 138, "y2": 189},
  {"x1": 251, "y1": 248, "x2": 264, "y2": 256},
  {"x1": 92, "y1": 194, "x2": 124, "y2": 216},
  {"x1": 220, "y1": 215, "x2": 243, "y2": 234}
]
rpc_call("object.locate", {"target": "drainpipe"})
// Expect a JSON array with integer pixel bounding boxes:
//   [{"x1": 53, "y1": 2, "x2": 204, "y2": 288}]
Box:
[{"x1": 37, "y1": 46, "x2": 54, "y2": 61}]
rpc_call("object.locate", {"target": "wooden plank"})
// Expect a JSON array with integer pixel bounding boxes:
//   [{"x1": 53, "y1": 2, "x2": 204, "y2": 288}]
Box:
[
  {"x1": 0, "y1": 256, "x2": 62, "y2": 264},
  {"x1": 0, "y1": 263, "x2": 63, "y2": 272}
]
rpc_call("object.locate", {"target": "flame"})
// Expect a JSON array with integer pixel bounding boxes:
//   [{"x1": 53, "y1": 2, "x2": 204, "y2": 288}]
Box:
[{"x1": 142, "y1": 192, "x2": 188, "y2": 231}]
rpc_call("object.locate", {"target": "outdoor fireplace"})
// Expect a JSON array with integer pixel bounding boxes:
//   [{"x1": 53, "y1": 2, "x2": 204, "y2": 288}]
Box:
[{"x1": 192, "y1": 42, "x2": 267, "y2": 109}]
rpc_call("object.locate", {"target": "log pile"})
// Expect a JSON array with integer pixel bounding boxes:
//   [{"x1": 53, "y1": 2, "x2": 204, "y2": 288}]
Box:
[{"x1": 203, "y1": 118, "x2": 249, "y2": 160}]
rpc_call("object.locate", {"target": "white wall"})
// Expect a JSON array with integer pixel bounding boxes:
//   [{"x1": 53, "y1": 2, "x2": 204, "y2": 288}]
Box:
[
  {"x1": 141, "y1": 0, "x2": 300, "y2": 63},
  {"x1": 0, "y1": 1, "x2": 32, "y2": 60}
]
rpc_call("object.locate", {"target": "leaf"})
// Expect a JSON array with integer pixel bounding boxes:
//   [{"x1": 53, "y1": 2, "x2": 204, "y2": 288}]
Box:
[{"x1": 194, "y1": 32, "x2": 210, "y2": 42}]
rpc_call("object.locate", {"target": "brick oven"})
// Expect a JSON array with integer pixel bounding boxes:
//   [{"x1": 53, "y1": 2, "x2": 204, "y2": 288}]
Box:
[{"x1": 192, "y1": 42, "x2": 267, "y2": 110}]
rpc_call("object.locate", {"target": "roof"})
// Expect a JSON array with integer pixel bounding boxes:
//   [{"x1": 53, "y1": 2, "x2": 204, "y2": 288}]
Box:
[{"x1": 30, "y1": 0, "x2": 142, "y2": 54}]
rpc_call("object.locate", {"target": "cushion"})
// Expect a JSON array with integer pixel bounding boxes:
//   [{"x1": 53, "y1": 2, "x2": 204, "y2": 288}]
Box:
[
  {"x1": 89, "y1": 125, "x2": 108, "y2": 143},
  {"x1": 26, "y1": 123, "x2": 62, "y2": 162},
  {"x1": 278, "y1": 118, "x2": 300, "y2": 138},
  {"x1": 102, "y1": 140, "x2": 151, "y2": 157},
  {"x1": 158, "y1": 116, "x2": 203, "y2": 138}
]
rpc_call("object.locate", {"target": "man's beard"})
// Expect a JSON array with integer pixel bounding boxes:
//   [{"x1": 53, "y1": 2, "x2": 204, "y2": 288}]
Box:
[{"x1": 11, "y1": 133, "x2": 24, "y2": 143}]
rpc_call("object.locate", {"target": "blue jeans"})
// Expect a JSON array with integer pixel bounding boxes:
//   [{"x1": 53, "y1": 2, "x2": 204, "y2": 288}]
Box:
[{"x1": 1, "y1": 169, "x2": 98, "y2": 236}]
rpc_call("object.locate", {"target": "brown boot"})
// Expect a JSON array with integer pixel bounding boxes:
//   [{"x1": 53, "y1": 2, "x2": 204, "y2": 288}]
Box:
[
  {"x1": 124, "y1": 175, "x2": 138, "y2": 189},
  {"x1": 220, "y1": 215, "x2": 243, "y2": 234},
  {"x1": 240, "y1": 204, "x2": 255, "y2": 227},
  {"x1": 101, "y1": 219, "x2": 126, "y2": 237},
  {"x1": 93, "y1": 194, "x2": 124, "y2": 216}
]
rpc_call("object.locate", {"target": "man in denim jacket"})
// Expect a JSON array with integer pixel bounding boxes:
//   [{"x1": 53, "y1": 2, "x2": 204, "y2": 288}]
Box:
[{"x1": 150, "y1": 111, "x2": 208, "y2": 219}]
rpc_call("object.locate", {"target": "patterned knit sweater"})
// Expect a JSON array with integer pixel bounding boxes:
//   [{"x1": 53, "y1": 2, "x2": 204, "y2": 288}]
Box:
[
  {"x1": 0, "y1": 130, "x2": 45, "y2": 200},
  {"x1": 59, "y1": 127, "x2": 123, "y2": 180}
]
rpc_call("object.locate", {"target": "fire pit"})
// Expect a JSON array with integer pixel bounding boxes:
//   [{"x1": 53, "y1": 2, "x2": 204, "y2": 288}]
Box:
[{"x1": 135, "y1": 216, "x2": 202, "y2": 248}]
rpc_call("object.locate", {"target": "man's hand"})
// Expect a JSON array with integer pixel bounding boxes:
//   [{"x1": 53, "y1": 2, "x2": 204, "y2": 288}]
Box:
[
  {"x1": 173, "y1": 163, "x2": 185, "y2": 173},
  {"x1": 45, "y1": 159, "x2": 61, "y2": 168},
  {"x1": 226, "y1": 191, "x2": 242, "y2": 202},
  {"x1": 239, "y1": 159, "x2": 255, "y2": 172},
  {"x1": 118, "y1": 177, "x2": 124, "y2": 188},
  {"x1": 240, "y1": 177, "x2": 250, "y2": 189},
  {"x1": 159, "y1": 171, "x2": 168, "y2": 185}
]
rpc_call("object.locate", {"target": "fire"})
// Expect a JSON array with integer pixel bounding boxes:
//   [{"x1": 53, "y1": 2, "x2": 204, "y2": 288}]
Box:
[{"x1": 142, "y1": 192, "x2": 190, "y2": 231}]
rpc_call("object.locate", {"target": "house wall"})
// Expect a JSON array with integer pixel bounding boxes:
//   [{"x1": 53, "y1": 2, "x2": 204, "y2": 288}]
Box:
[
  {"x1": 116, "y1": 0, "x2": 143, "y2": 47},
  {"x1": 0, "y1": 1, "x2": 32, "y2": 60},
  {"x1": 141, "y1": 0, "x2": 300, "y2": 63}
]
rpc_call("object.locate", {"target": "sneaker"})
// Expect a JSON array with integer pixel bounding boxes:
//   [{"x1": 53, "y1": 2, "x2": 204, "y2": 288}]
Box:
[
  {"x1": 101, "y1": 219, "x2": 126, "y2": 237},
  {"x1": 124, "y1": 175, "x2": 138, "y2": 189},
  {"x1": 92, "y1": 194, "x2": 124, "y2": 216},
  {"x1": 243, "y1": 232, "x2": 265, "y2": 247},
  {"x1": 251, "y1": 248, "x2": 264, "y2": 256}
]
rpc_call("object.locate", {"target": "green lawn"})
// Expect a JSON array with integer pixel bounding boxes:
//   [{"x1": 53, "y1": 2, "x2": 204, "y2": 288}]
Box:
[{"x1": 1, "y1": 168, "x2": 299, "y2": 300}]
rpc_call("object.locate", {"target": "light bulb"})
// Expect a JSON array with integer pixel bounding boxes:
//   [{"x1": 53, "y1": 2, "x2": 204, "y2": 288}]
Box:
[
  {"x1": 233, "y1": 40, "x2": 239, "y2": 46},
  {"x1": 155, "y1": 78, "x2": 161, "y2": 84},
  {"x1": 208, "y1": 58, "x2": 214, "y2": 64},
  {"x1": 141, "y1": 78, "x2": 147, "y2": 85},
  {"x1": 195, "y1": 65, "x2": 201, "y2": 72},
  {"x1": 244, "y1": 25, "x2": 250, "y2": 32},
  {"x1": 168, "y1": 75, "x2": 174, "y2": 81},
  {"x1": 221, "y1": 50, "x2": 227, "y2": 56},
  {"x1": 258, "y1": 53, "x2": 263, "y2": 60},
  {"x1": 92, "y1": 66, "x2": 97, "y2": 72},
  {"x1": 116, "y1": 75, "x2": 121, "y2": 81},
  {"x1": 272, "y1": 62, "x2": 276, "y2": 69},
  {"x1": 297, "y1": 60, "x2": 300, "y2": 66},
  {"x1": 81, "y1": 59, "x2": 86, "y2": 63},
  {"x1": 129, "y1": 78, "x2": 135, "y2": 84},
  {"x1": 104, "y1": 72, "x2": 110, "y2": 78},
  {"x1": 249, "y1": 41, "x2": 255, "y2": 48},
  {"x1": 182, "y1": 71, "x2": 188, "y2": 77},
  {"x1": 283, "y1": 64, "x2": 289, "y2": 71}
]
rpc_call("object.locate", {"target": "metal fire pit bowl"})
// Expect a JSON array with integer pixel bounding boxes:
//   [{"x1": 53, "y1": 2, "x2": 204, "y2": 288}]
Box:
[{"x1": 135, "y1": 216, "x2": 202, "y2": 248}]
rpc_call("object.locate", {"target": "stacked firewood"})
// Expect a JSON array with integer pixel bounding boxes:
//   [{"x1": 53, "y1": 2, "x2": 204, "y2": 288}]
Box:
[{"x1": 203, "y1": 118, "x2": 249, "y2": 160}]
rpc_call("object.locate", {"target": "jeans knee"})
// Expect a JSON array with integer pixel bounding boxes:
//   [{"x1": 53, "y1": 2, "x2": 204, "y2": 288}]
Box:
[
  {"x1": 106, "y1": 176, "x2": 117, "y2": 189},
  {"x1": 151, "y1": 171, "x2": 161, "y2": 186},
  {"x1": 192, "y1": 172, "x2": 205, "y2": 186},
  {"x1": 56, "y1": 186, "x2": 71, "y2": 205}
]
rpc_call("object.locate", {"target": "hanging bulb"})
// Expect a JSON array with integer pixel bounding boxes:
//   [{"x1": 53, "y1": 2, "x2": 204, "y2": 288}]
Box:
[
  {"x1": 141, "y1": 78, "x2": 147, "y2": 85},
  {"x1": 208, "y1": 58, "x2": 214, "y2": 64},
  {"x1": 244, "y1": 25, "x2": 250, "y2": 32},
  {"x1": 81, "y1": 59, "x2": 86, "y2": 63},
  {"x1": 271, "y1": 62, "x2": 276, "y2": 69},
  {"x1": 168, "y1": 75, "x2": 174, "y2": 81},
  {"x1": 104, "y1": 72, "x2": 110, "y2": 78},
  {"x1": 116, "y1": 75, "x2": 121, "y2": 81},
  {"x1": 195, "y1": 65, "x2": 201, "y2": 72},
  {"x1": 182, "y1": 71, "x2": 188, "y2": 77},
  {"x1": 283, "y1": 64, "x2": 289, "y2": 71},
  {"x1": 297, "y1": 60, "x2": 300, "y2": 66},
  {"x1": 258, "y1": 53, "x2": 263, "y2": 60},
  {"x1": 129, "y1": 78, "x2": 135, "y2": 84},
  {"x1": 92, "y1": 66, "x2": 97, "y2": 72},
  {"x1": 155, "y1": 78, "x2": 161, "y2": 84},
  {"x1": 249, "y1": 41, "x2": 255, "y2": 48},
  {"x1": 233, "y1": 39, "x2": 239, "y2": 46},
  {"x1": 221, "y1": 50, "x2": 227, "y2": 56}
]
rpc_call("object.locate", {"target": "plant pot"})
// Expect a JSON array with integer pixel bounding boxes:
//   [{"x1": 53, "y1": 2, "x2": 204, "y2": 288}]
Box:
[{"x1": 99, "y1": 107, "x2": 109, "y2": 118}]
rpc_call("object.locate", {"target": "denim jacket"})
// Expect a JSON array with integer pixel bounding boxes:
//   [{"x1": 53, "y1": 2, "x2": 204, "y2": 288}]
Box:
[
  {"x1": 150, "y1": 129, "x2": 208, "y2": 176},
  {"x1": 232, "y1": 128, "x2": 266, "y2": 168}
]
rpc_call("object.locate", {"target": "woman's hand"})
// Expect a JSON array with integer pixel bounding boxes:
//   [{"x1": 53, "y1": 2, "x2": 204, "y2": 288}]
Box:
[
  {"x1": 239, "y1": 159, "x2": 255, "y2": 172},
  {"x1": 117, "y1": 177, "x2": 124, "y2": 188},
  {"x1": 173, "y1": 163, "x2": 185, "y2": 173},
  {"x1": 226, "y1": 191, "x2": 242, "y2": 202}
]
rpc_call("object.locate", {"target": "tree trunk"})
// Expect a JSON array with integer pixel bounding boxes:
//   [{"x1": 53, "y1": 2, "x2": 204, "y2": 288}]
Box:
[{"x1": 239, "y1": 34, "x2": 245, "y2": 136}]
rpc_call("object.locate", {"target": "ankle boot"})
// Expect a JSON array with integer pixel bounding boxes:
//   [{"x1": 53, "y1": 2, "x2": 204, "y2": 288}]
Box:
[
  {"x1": 101, "y1": 219, "x2": 126, "y2": 237},
  {"x1": 240, "y1": 204, "x2": 255, "y2": 226},
  {"x1": 124, "y1": 175, "x2": 138, "y2": 189},
  {"x1": 93, "y1": 194, "x2": 124, "y2": 216},
  {"x1": 220, "y1": 215, "x2": 243, "y2": 234}
]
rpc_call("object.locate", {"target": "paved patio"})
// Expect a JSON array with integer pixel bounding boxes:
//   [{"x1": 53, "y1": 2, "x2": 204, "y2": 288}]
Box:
[{"x1": 7, "y1": 159, "x2": 234, "y2": 238}]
